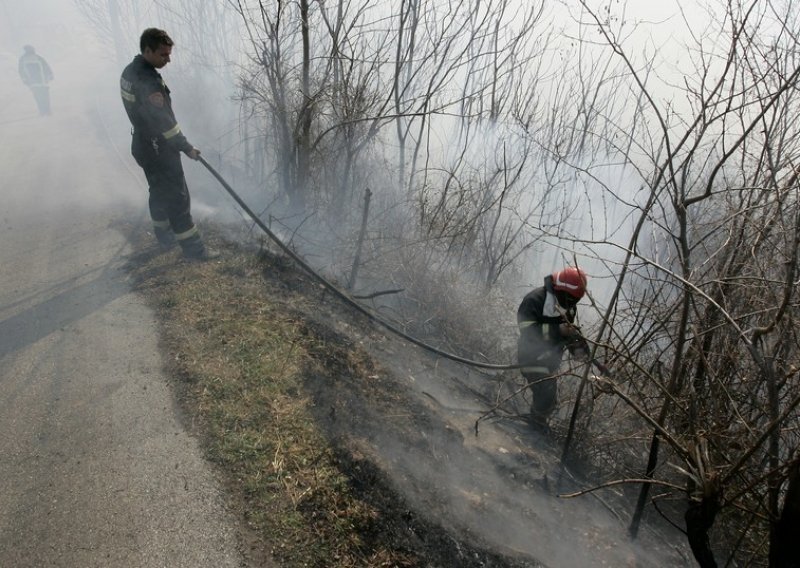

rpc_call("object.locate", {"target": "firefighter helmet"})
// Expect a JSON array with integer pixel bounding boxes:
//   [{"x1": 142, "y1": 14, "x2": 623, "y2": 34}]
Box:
[{"x1": 552, "y1": 267, "x2": 587, "y2": 300}]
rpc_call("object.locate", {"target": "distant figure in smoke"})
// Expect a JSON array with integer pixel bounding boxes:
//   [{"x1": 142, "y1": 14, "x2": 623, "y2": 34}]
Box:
[
  {"x1": 517, "y1": 267, "x2": 590, "y2": 432},
  {"x1": 18, "y1": 45, "x2": 53, "y2": 116},
  {"x1": 120, "y1": 28, "x2": 217, "y2": 261}
]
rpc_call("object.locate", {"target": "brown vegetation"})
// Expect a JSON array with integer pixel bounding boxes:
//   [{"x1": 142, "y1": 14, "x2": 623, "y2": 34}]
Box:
[{"x1": 123, "y1": 230, "x2": 535, "y2": 567}]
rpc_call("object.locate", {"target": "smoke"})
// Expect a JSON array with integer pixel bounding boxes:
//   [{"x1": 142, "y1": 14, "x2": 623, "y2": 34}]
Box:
[
  {"x1": 355, "y1": 343, "x2": 692, "y2": 566},
  {"x1": 0, "y1": 1, "x2": 702, "y2": 564}
]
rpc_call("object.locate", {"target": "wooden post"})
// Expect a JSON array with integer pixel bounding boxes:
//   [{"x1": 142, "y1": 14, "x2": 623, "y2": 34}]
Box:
[{"x1": 347, "y1": 188, "x2": 372, "y2": 291}]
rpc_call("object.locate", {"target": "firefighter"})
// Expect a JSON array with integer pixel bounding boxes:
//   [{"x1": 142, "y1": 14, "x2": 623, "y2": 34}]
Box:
[
  {"x1": 517, "y1": 267, "x2": 590, "y2": 432},
  {"x1": 18, "y1": 45, "x2": 53, "y2": 115},
  {"x1": 120, "y1": 28, "x2": 216, "y2": 261}
]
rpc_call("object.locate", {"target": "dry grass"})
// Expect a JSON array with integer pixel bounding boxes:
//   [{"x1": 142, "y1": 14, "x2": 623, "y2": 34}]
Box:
[{"x1": 126, "y1": 238, "x2": 415, "y2": 567}]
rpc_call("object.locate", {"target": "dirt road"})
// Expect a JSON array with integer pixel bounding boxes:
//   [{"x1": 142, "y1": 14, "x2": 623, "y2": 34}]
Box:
[{"x1": 0, "y1": 19, "x2": 246, "y2": 568}]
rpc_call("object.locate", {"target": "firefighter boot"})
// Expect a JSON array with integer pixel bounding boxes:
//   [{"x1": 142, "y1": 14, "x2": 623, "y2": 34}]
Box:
[{"x1": 179, "y1": 231, "x2": 219, "y2": 262}]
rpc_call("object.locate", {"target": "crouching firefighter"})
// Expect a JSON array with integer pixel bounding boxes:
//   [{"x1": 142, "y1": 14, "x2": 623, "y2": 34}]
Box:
[
  {"x1": 517, "y1": 267, "x2": 590, "y2": 432},
  {"x1": 120, "y1": 28, "x2": 216, "y2": 261}
]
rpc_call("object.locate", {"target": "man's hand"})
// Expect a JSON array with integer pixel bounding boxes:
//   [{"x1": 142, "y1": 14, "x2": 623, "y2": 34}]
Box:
[
  {"x1": 186, "y1": 147, "x2": 201, "y2": 160},
  {"x1": 558, "y1": 322, "x2": 581, "y2": 339},
  {"x1": 560, "y1": 323, "x2": 590, "y2": 362}
]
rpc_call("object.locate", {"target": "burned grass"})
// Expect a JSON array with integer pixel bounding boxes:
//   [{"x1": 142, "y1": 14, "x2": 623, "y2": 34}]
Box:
[{"x1": 124, "y1": 229, "x2": 532, "y2": 568}]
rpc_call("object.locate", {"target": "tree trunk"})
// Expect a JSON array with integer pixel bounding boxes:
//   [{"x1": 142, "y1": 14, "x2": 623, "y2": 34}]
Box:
[
  {"x1": 296, "y1": 0, "x2": 312, "y2": 210},
  {"x1": 685, "y1": 491, "x2": 720, "y2": 568}
]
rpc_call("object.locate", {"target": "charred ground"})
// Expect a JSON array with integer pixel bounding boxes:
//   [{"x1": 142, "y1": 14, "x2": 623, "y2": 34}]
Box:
[
  {"x1": 121, "y1": 221, "x2": 690, "y2": 567},
  {"x1": 122, "y1": 223, "x2": 542, "y2": 567}
]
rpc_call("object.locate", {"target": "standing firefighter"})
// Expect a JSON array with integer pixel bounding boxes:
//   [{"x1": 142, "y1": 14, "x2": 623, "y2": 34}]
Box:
[
  {"x1": 18, "y1": 45, "x2": 53, "y2": 116},
  {"x1": 517, "y1": 267, "x2": 590, "y2": 432},
  {"x1": 120, "y1": 28, "x2": 216, "y2": 261}
]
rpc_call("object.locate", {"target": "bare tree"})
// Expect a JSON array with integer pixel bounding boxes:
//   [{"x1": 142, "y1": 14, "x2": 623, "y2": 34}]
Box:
[{"x1": 553, "y1": 1, "x2": 800, "y2": 564}]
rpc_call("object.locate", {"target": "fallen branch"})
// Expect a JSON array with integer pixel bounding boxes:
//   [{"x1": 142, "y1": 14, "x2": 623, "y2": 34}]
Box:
[
  {"x1": 559, "y1": 477, "x2": 684, "y2": 499},
  {"x1": 351, "y1": 288, "x2": 405, "y2": 300}
]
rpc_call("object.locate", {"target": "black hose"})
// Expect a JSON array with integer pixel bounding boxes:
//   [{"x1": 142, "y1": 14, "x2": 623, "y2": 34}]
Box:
[{"x1": 198, "y1": 156, "x2": 520, "y2": 371}]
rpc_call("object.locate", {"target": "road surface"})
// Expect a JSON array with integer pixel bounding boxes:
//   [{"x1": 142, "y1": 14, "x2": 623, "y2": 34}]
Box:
[{"x1": 0, "y1": 19, "x2": 247, "y2": 568}]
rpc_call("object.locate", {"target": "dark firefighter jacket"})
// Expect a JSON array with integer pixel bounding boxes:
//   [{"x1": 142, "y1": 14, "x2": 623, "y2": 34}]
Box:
[
  {"x1": 120, "y1": 55, "x2": 193, "y2": 165},
  {"x1": 19, "y1": 53, "x2": 53, "y2": 87},
  {"x1": 516, "y1": 275, "x2": 578, "y2": 373}
]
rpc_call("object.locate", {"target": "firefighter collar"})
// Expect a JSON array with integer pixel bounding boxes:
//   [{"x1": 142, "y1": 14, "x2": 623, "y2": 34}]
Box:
[{"x1": 542, "y1": 290, "x2": 560, "y2": 318}]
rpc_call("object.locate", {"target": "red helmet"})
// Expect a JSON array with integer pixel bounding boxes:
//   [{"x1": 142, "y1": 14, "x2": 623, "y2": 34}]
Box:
[{"x1": 552, "y1": 267, "x2": 588, "y2": 300}]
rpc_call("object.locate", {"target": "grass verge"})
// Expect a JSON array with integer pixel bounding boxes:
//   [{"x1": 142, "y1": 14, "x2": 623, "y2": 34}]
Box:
[
  {"x1": 123, "y1": 226, "x2": 536, "y2": 568},
  {"x1": 126, "y1": 236, "x2": 415, "y2": 567}
]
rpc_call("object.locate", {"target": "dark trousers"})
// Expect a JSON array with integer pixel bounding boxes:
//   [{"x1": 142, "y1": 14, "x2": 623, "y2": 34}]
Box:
[
  {"x1": 525, "y1": 372, "x2": 558, "y2": 418},
  {"x1": 132, "y1": 138, "x2": 206, "y2": 257},
  {"x1": 136, "y1": 150, "x2": 195, "y2": 236},
  {"x1": 518, "y1": 335, "x2": 562, "y2": 422},
  {"x1": 30, "y1": 86, "x2": 50, "y2": 115}
]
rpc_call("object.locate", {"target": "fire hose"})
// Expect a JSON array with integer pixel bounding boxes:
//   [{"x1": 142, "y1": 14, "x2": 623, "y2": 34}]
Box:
[{"x1": 198, "y1": 155, "x2": 522, "y2": 371}]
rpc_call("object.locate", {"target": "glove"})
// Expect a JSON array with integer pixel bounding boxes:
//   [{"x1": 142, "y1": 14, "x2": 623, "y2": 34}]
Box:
[
  {"x1": 567, "y1": 336, "x2": 591, "y2": 363},
  {"x1": 558, "y1": 322, "x2": 581, "y2": 339}
]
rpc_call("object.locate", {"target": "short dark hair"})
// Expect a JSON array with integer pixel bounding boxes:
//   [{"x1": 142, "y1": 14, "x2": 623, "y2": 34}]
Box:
[{"x1": 140, "y1": 28, "x2": 173, "y2": 53}]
